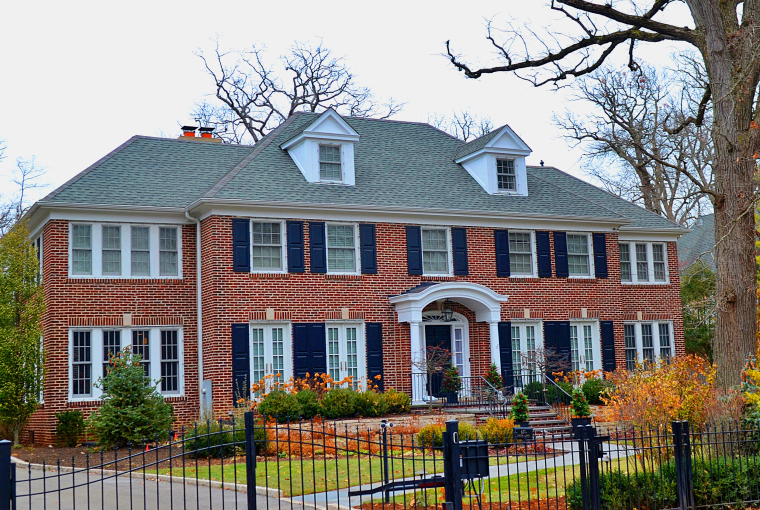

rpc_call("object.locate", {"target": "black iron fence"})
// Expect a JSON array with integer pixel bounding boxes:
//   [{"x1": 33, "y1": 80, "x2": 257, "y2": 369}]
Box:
[{"x1": 3, "y1": 416, "x2": 760, "y2": 509}]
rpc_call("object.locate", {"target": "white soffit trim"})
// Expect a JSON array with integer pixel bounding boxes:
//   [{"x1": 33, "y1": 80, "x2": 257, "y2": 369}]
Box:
[{"x1": 389, "y1": 281, "x2": 508, "y2": 323}]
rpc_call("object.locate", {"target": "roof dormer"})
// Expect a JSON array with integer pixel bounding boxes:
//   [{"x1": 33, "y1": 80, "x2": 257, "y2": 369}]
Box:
[
  {"x1": 453, "y1": 124, "x2": 532, "y2": 196},
  {"x1": 280, "y1": 109, "x2": 360, "y2": 185}
]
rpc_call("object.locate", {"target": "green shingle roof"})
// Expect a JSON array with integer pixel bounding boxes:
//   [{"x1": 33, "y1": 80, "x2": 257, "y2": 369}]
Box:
[
  {"x1": 677, "y1": 214, "x2": 715, "y2": 269},
  {"x1": 37, "y1": 112, "x2": 685, "y2": 233}
]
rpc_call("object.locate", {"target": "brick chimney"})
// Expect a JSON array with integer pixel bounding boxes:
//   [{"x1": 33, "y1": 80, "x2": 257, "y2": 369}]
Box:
[
  {"x1": 180, "y1": 125, "x2": 197, "y2": 138},
  {"x1": 178, "y1": 125, "x2": 222, "y2": 143}
]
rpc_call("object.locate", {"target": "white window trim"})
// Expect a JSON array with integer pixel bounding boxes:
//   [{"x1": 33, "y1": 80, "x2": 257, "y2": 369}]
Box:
[
  {"x1": 568, "y1": 320, "x2": 602, "y2": 372},
  {"x1": 250, "y1": 219, "x2": 288, "y2": 274},
  {"x1": 510, "y1": 321, "x2": 544, "y2": 384},
  {"x1": 623, "y1": 321, "x2": 674, "y2": 369},
  {"x1": 325, "y1": 222, "x2": 361, "y2": 275},
  {"x1": 318, "y1": 143, "x2": 344, "y2": 183},
  {"x1": 249, "y1": 322, "x2": 293, "y2": 391},
  {"x1": 68, "y1": 222, "x2": 183, "y2": 279},
  {"x1": 34, "y1": 233, "x2": 43, "y2": 283},
  {"x1": 495, "y1": 157, "x2": 518, "y2": 194},
  {"x1": 68, "y1": 327, "x2": 185, "y2": 401},
  {"x1": 507, "y1": 230, "x2": 538, "y2": 278},
  {"x1": 620, "y1": 242, "x2": 670, "y2": 285},
  {"x1": 421, "y1": 226, "x2": 453, "y2": 276},
  {"x1": 566, "y1": 232, "x2": 595, "y2": 279},
  {"x1": 325, "y1": 322, "x2": 367, "y2": 388}
]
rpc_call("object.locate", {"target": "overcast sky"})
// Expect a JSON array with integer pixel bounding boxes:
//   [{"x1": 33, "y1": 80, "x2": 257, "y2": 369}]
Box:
[{"x1": 0, "y1": 1, "x2": 691, "y2": 206}]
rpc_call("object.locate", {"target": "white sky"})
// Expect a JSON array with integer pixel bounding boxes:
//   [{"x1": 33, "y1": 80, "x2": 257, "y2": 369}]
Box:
[{"x1": 0, "y1": 0, "x2": 692, "y2": 206}]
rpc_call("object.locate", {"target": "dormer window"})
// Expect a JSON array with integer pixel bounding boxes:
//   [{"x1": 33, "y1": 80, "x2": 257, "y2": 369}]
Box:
[
  {"x1": 497, "y1": 159, "x2": 517, "y2": 192},
  {"x1": 319, "y1": 145, "x2": 342, "y2": 181}
]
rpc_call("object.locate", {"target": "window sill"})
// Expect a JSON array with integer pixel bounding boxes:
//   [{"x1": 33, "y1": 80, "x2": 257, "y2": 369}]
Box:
[
  {"x1": 67, "y1": 277, "x2": 185, "y2": 284},
  {"x1": 567, "y1": 277, "x2": 598, "y2": 283},
  {"x1": 249, "y1": 272, "x2": 290, "y2": 279},
  {"x1": 68, "y1": 395, "x2": 186, "y2": 406},
  {"x1": 325, "y1": 274, "x2": 363, "y2": 280}
]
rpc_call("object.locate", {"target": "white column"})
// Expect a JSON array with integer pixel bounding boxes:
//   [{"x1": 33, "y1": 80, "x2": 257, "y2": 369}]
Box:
[
  {"x1": 410, "y1": 321, "x2": 424, "y2": 403},
  {"x1": 489, "y1": 321, "x2": 501, "y2": 373}
]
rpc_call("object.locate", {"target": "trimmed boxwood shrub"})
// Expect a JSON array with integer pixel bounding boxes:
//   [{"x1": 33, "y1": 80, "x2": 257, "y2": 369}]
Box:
[
  {"x1": 296, "y1": 389, "x2": 321, "y2": 420},
  {"x1": 416, "y1": 422, "x2": 478, "y2": 448},
  {"x1": 522, "y1": 381, "x2": 544, "y2": 401},
  {"x1": 382, "y1": 389, "x2": 411, "y2": 414},
  {"x1": 257, "y1": 390, "x2": 302, "y2": 423},
  {"x1": 185, "y1": 420, "x2": 267, "y2": 458},
  {"x1": 55, "y1": 410, "x2": 85, "y2": 447},
  {"x1": 546, "y1": 380, "x2": 573, "y2": 403},
  {"x1": 479, "y1": 417, "x2": 514, "y2": 445},
  {"x1": 354, "y1": 391, "x2": 388, "y2": 417},
  {"x1": 582, "y1": 378, "x2": 611, "y2": 405},
  {"x1": 320, "y1": 388, "x2": 357, "y2": 419}
]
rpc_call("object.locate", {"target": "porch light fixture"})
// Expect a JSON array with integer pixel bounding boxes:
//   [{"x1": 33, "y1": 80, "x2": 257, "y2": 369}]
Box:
[{"x1": 442, "y1": 300, "x2": 454, "y2": 322}]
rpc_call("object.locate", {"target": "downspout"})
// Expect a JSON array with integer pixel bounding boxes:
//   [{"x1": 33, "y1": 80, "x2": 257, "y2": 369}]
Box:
[{"x1": 185, "y1": 211, "x2": 204, "y2": 416}]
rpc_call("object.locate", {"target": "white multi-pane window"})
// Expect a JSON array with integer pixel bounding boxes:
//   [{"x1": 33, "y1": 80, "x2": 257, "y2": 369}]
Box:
[
  {"x1": 509, "y1": 231, "x2": 535, "y2": 276},
  {"x1": 319, "y1": 145, "x2": 342, "y2": 181},
  {"x1": 69, "y1": 223, "x2": 181, "y2": 278},
  {"x1": 567, "y1": 234, "x2": 592, "y2": 277},
  {"x1": 131, "y1": 227, "x2": 150, "y2": 276},
  {"x1": 569, "y1": 322, "x2": 600, "y2": 371},
  {"x1": 69, "y1": 327, "x2": 184, "y2": 400},
  {"x1": 34, "y1": 234, "x2": 43, "y2": 283},
  {"x1": 511, "y1": 323, "x2": 542, "y2": 385},
  {"x1": 71, "y1": 224, "x2": 92, "y2": 275},
  {"x1": 251, "y1": 221, "x2": 285, "y2": 272},
  {"x1": 249, "y1": 324, "x2": 291, "y2": 394},
  {"x1": 326, "y1": 324, "x2": 365, "y2": 388},
  {"x1": 422, "y1": 228, "x2": 450, "y2": 275},
  {"x1": 452, "y1": 327, "x2": 465, "y2": 378},
  {"x1": 619, "y1": 242, "x2": 669, "y2": 284},
  {"x1": 326, "y1": 224, "x2": 358, "y2": 273},
  {"x1": 497, "y1": 159, "x2": 517, "y2": 191},
  {"x1": 623, "y1": 322, "x2": 674, "y2": 369}
]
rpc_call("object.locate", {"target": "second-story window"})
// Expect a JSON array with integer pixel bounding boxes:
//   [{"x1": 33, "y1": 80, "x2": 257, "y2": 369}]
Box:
[
  {"x1": 131, "y1": 227, "x2": 150, "y2": 276},
  {"x1": 422, "y1": 228, "x2": 449, "y2": 275},
  {"x1": 319, "y1": 145, "x2": 342, "y2": 181},
  {"x1": 619, "y1": 242, "x2": 668, "y2": 284},
  {"x1": 159, "y1": 227, "x2": 178, "y2": 276},
  {"x1": 567, "y1": 234, "x2": 591, "y2": 277},
  {"x1": 102, "y1": 226, "x2": 122, "y2": 276},
  {"x1": 509, "y1": 231, "x2": 534, "y2": 276},
  {"x1": 496, "y1": 159, "x2": 517, "y2": 192},
  {"x1": 327, "y1": 224, "x2": 357, "y2": 273},
  {"x1": 252, "y1": 222, "x2": 284, "y2": 271},
  {"x1": 71, "y1": 224, "x2": 92, "y2": 275}
]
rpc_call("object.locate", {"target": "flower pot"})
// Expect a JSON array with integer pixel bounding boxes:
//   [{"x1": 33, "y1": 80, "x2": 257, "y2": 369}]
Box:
[
  {"x1": 445, "y1": 391, "x2": 459, "y2": 404},
  {"x1": 515, "y1": 420, "x2": 531, "y2": 428}
]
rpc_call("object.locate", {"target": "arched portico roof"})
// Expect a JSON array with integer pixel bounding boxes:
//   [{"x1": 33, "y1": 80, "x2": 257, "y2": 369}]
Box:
[{"x1": 389, "y1": 281, "x2": 509, "y2": 323}]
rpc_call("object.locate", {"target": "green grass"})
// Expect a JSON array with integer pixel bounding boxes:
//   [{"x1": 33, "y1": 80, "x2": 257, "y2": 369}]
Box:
[{"x1": 152, "y1": 455, "x2": 443, "y2": 497}]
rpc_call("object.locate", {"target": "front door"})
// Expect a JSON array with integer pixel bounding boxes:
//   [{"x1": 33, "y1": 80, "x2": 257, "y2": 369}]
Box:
[
  {"x1": 327, "y1": 324, "x2": 365, "y2": 389},
  {"x1": 425, "y1": 325, "x2": 451, "y2": 397}
]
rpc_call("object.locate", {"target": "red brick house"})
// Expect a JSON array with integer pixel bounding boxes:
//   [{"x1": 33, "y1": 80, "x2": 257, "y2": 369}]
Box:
[{"x1": 24, "y1": 110, "x2": 687, "y2": 441}]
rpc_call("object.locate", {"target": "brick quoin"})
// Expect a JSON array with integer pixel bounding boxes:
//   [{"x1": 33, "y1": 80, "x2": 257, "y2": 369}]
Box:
[{"x1": 29, "y1": 215, "x2": 683, "y2": 443}]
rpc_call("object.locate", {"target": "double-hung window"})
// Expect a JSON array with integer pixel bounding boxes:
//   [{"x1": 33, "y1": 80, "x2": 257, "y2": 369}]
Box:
[
  {"x1": 252, "y1": 221, "x2": 285, "y2": 272},
  {"x1": 509, "y1": 231, "x2": 534, "y2": 276},
  {"x1": 421, "y1": 228, "x2": 450, "y2": 275},
  {"x1": 69, "y1": 328, "x2": 183, "y2": 400},
  {"x1": 250, "y1": 324, "x2": 291, "y2": 394},
  {"x1": 497, "y1": 159, "x2": 517, "y2": 192},
  {"x1": 623, "y1": 322, "x2": 674, "y2": 369},
  {"x1": 567, "y1": 234, "x2": 592, "y2": 277},
  {"x1": 71, "y1": 224, "x2": 93, "y2": 275},
  {"x1": 326, "y1": 324, "x2": 365, "y2": 389},
  {"x1": 131, "y1": 227, "x2": 150, "y2": 276},
  {"x1": 159, "y1": 227, "x2": 179, "y2": 276},
  {"x1": 102, "y1": 226, "x2": 122, "y2": 276},
  {"x1": 319, "y1": 145, "x2": 342, "y2": 181},
  {"x1": 619, "y1": 242, "x2": 668, "y2": 283},
  {"x1": 327, "y1": 224, "x2": 358, "y2": 273}
]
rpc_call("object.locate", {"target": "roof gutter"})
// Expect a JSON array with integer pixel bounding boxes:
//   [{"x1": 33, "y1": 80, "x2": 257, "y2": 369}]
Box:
[{"x1": 184, "y1": 210, "x2": 204, "y2": 417}]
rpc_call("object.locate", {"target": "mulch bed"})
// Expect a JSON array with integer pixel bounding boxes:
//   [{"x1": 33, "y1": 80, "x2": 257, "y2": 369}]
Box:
[{"x1": 361, "y1": 496, "x2": 567, "y2": 510}]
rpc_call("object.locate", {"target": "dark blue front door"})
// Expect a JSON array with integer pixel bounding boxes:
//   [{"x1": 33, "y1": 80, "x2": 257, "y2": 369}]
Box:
[{"x1": 425, "y1": 325, "x2": 452, "y2": 397}]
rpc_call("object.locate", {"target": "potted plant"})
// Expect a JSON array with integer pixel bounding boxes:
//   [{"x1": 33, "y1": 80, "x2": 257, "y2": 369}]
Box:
[
  {"x1": 571, "y1": 387, "x2": 592, "y2": 430},
  {"x1": 510, "y1": 391, "x2": 531, "y2": 427},
  {"x1": 484, "y1": 363, "x2": 503, "y2": 389},
  {"x1": 441, "y1": 365, "x2": 462, "y2": 404}
]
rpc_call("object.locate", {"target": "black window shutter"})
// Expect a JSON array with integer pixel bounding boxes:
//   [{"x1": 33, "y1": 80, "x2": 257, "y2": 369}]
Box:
[
  {"x1": 601, "y1": 321, "x2": 616, "y2": 372},
  {"x1": 498, "y1": 322, "x2": 513, "y2": 393},
  {"x1": 536, "y1": 231, "x2": 552, "y2": 278},
  {"x1": 554, "y1": 232, "x2": 569, "y2": 278},
  {"x1": 452, "y1": 227, "x2": 469, "y2": 275},
  {"x1": 544, "y1": 321, "x2": 571, "y2": 374},
  {"x1": 366, "y1": 323, "x2": 383, "y2": 390},
  {"x1": 360, "y1": 224, "x2": 378, "y2": 274},
  {"x1": 309, "y1": 222, "x2": 327, "y2": 273},
  {"x1": 494, "y1": 230, "x2": 511, "y2": 277},
  {"x1": 287, "y1": 221, "x2": 305, "y2": 273},
  {"x1": 406, "y1": 226, "x2": 423, "y2": 275},
  {"x1": 231, "y1": 324, "x2": 249, "y2": 405},
  {"x1": 543, "y1": 321, "x2": 557, "y2": 375},
  {"x1": 593, "y1": 233, "x2": 608, "y2": 278},
  {"x1": 232, "y1": 219, "x2": 250, "y2": 272},
  {"x1": 292, "y1": 324, "x2": 309, "y2": 379},
  {"x1": 308, "y1": 323, "x2": 327, "y2": 375}
]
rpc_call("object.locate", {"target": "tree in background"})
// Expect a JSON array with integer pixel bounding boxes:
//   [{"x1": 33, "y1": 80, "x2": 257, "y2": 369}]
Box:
[
  {"x1": 447, "y1": 0, "x2": 760, "y2": 388},
  {"x1": 193, "y1": 39, "x2": 402, "y2": 144},
  {"x1": 0, "y1": 221, "x2": 44, "y2": 445},
  {"x1": 681, "y1": 260, "x2": 715, "y2": 360},
  {"x1": 428, "y1": 110, "x2": 493, "y2": 142},
  {"x1": 555, "y1": 59, "x2": 713, "y2": 226}
]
